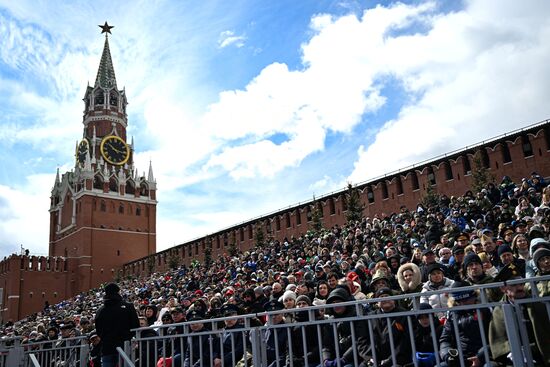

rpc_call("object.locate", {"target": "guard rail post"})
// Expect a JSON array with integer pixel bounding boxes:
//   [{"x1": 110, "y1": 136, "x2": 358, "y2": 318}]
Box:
[
  {"x1": 79, "y1": 338, "x2": 90, "y2": 367},
  {"x1": 502, "y1": 303, "x2": 525, "y2": 367},
  {"x1": 6, "y1": 338, "x2": 23, "y2": 367}
]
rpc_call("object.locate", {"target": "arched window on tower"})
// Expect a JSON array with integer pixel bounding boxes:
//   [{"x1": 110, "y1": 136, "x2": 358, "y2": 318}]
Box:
[
  {"x1": 109, "y1": 178, "x2": 118, "y2": 192},
  {"x1": 136, "y1": 206, "x2": 141, "y2": 216},
  {"x1": 119, "y1": 204, "x2": 124, "y2": 214},
  {"x1": 110, "y1": 92, "x2": 118, "y2": 107},
  {"x1": 94, "y1": 91, "x2": 104, "y2": 105},
  {"x1": 94, "y1": 176, "x2": 103, "y2": 190},
  {"x1": 126, "y1": 181, "x2": 136, "y2": 195},
  {"x1": 140, "y1": 184, "x2": 149, "y2": 197},
  {"x1": 100, "y1": 200, "x2": 106, "y2": 212}
]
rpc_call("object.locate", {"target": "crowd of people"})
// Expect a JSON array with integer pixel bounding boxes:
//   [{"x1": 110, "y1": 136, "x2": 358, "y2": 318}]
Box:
[{"x1": 2, "y1": 173, "x2": 550, "y2": 367}]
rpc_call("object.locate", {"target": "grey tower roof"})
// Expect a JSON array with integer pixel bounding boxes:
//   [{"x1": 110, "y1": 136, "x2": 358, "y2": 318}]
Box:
[{"x1": 94, "y1": 35, "x2": 117, "y2": 89}]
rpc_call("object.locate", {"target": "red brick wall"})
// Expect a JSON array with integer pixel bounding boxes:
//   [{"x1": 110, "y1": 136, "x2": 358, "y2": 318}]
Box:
[{"x1": 0, "y1": 256, "x2": 70, "y2": 323}]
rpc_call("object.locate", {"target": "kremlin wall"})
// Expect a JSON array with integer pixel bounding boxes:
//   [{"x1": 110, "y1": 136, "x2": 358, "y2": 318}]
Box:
[{"x1": 123, "y1": 119, "x2": 550, "y2": 275}]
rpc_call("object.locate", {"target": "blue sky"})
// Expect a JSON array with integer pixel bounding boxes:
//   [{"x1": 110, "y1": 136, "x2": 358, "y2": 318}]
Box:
[{"x1": 1, "y1": 0, "x2": 550, "y2": 256}]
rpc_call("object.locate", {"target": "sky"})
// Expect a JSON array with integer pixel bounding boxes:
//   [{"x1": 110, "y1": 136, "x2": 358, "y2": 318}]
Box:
[{"x1": 1, "y1": 0, "x2": 550, "y2": 257}]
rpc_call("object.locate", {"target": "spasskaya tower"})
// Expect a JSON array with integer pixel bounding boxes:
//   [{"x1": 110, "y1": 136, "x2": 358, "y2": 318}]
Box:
[{"x1": 49, "y1": 22, "x2": 157, "y2": 293}]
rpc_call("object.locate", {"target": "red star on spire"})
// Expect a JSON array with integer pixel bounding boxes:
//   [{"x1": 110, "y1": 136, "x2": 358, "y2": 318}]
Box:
[{"x1": 99, "y1": 22, "x2": 114, "y2": 34}]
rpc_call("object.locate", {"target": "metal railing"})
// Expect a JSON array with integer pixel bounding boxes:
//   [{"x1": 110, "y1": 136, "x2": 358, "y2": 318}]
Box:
[
  {"x1": 0, "y1": 335, "x2": 89, "y2": 367},
  {"x1": 2, "y1": 275, "x2": 549, "y2": 367},
  {"x1": 123, "y1": 275, "x2": 550, "y2": 367}
]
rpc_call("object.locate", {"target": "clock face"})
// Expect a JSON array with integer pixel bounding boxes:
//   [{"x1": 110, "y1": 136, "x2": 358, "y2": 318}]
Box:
[
  {"x1": 76, "y1": 139, "x2": 89, "y2": 166},
  {"x1": 100, "y1": 135, "x2": 130, "y2": 165}
]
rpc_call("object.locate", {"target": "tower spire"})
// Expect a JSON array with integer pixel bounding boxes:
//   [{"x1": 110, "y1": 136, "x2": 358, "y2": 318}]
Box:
[
  {"x1": 147, "y1": 160, "x2": 155, "y2": 182},
  {"x1": 94, "y1": 22, "x2": 117, "y2": 89}
]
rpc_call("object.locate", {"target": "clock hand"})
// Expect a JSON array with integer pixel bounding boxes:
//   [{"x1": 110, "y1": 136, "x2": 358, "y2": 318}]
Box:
[{"x1": 107, "y1": 143, "x2": 123, "y2": 154}]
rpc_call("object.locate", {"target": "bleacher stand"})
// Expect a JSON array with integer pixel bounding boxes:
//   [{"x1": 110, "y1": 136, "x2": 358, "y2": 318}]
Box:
[{"x1": 1, "y1": 174, "x2": 550, "y2": 366}]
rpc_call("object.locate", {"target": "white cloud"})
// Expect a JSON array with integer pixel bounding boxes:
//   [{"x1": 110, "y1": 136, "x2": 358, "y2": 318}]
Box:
[
  {"x1": 348, "y1": 1, "x2": 550, "y2": 182},
  {"x1": 218, "y1": 30, "x2": 246, "y2": 48},
  {"x1": 0, "y1": 174, "x2": 54, "y2": 256},
  {"x1": 2, "y1": 1, "x2": 550, "y2": 258}
]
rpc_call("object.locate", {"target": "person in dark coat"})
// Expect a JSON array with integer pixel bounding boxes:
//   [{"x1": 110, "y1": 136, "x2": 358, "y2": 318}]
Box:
[
  {"x1": 144, "y1": 304, "x2": 158, "y2": 326},
  {"x1": 489, "y1": 264, "x2": 550, "y2": 366},
  {"x1": 367, "y1": 288, "x2": 413, "y2": 367},
  {"x1": 263, "y1": 300, "x2": 288, "y2": 367},
  {"x1": 88, "y1": 332, "x2": 102, "y2": 367},
  {"x1": 176, "y1": 309, "x2": 218, "y2": 367},
  {"x1": 289, "y1": 295, "x2": 326, "y2": 367},
  {"x1": 439, "y1": 281, "x2": 491, "y2": 367},
  {"x1": 213, "y1": 304, "x2": 246, "y2": 367},
  {"x1": 322, "y1": 287, "x2": 371, "y2": 367},
  {"x1": 168, "y1": 307, "x2": 187, "y2": 360},
  {"x1": 95, "y1": 283, "x2": 140, "y2": 367},
  {"x1": 136, "y1": 317, "x2": 159, "y2": 367},
  {"x1": 414, "y1": 303, "x2": 443, "y2": 367}
]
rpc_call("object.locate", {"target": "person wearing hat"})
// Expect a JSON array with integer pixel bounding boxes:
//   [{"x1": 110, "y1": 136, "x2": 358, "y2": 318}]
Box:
[
  {"x1": 175, "y1": 309, "x2": 218, "y2": 367},
  {"x1": 322, "y1": 287, "x2": 371, "y2": 367},
  {"x1": 462, "y1": 253, "x2": 501, "y2": 302},
  {"x1": 446, "y1": 245, "x2": 465, "y2": 281},
  {"x1": 95, "y1": 283, "x2": 140, "y2": 367},
  {"x1": 420, "y1": 263, "x2": 454, "y2": 314},
  {"x1": 263, "y1": 300, "x2": 288, "y2": 367},
  {"x1": 439, "y1": 281, "x2": 491, "y2": 367},
  {"x1": 397, "y1": 262, "x2": 423, "y2": 310},
  {"x1": 413, "y1": 303, "x2": 443, "y2": 367},
  {"x1": 363, "y1": 287, "x2": 412, "y2": 366},
  {"x1": 289, "y1": 295, "x2": 325, "y2": 367},
  {"x1": 497, "y1": 244, "x2": 526, "y2": 276},
  {"x1": 526, "y1": 238, "x2": 550, "y2": 277},
  {"x1": 533, "y1": 248, "x2": 550, "y2": 297},
  {"x1": 213, "y1": 304, "x2": 245, "y2": 367},
  {"x1": 88, "y1": 332, "x2": 102, "y2": 367},
  {"x1": 489, "y1": 263, "x2": 550, "y2": 365},
  {"x1": 514, "y1": 219, "x2": 528, "y2": 234},
  {"x1": 419, "y1": 248, "x2": 438, "y2": 282}
]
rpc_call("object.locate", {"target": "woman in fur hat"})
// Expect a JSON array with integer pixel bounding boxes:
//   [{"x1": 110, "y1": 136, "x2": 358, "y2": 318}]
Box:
[{"x1": 397, "y1": 262, "x2": 423, "y2": 310}]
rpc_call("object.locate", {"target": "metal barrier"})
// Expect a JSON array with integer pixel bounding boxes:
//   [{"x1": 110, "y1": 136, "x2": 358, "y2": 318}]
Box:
[
  {"x1": 123, "y1": 275, "x2": 550, "y2": 367},
  {"x1": 1, "y1": 275, "x2": 549, "y2": 367},
  {"x1": 0, "y1": 335, "x2": 89, "y2": 367}
]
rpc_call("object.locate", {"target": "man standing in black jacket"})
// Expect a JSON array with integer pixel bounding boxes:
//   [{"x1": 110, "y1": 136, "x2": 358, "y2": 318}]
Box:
[{"x1": 95, "y1": 283, "x2": 140, "y2": 367}]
